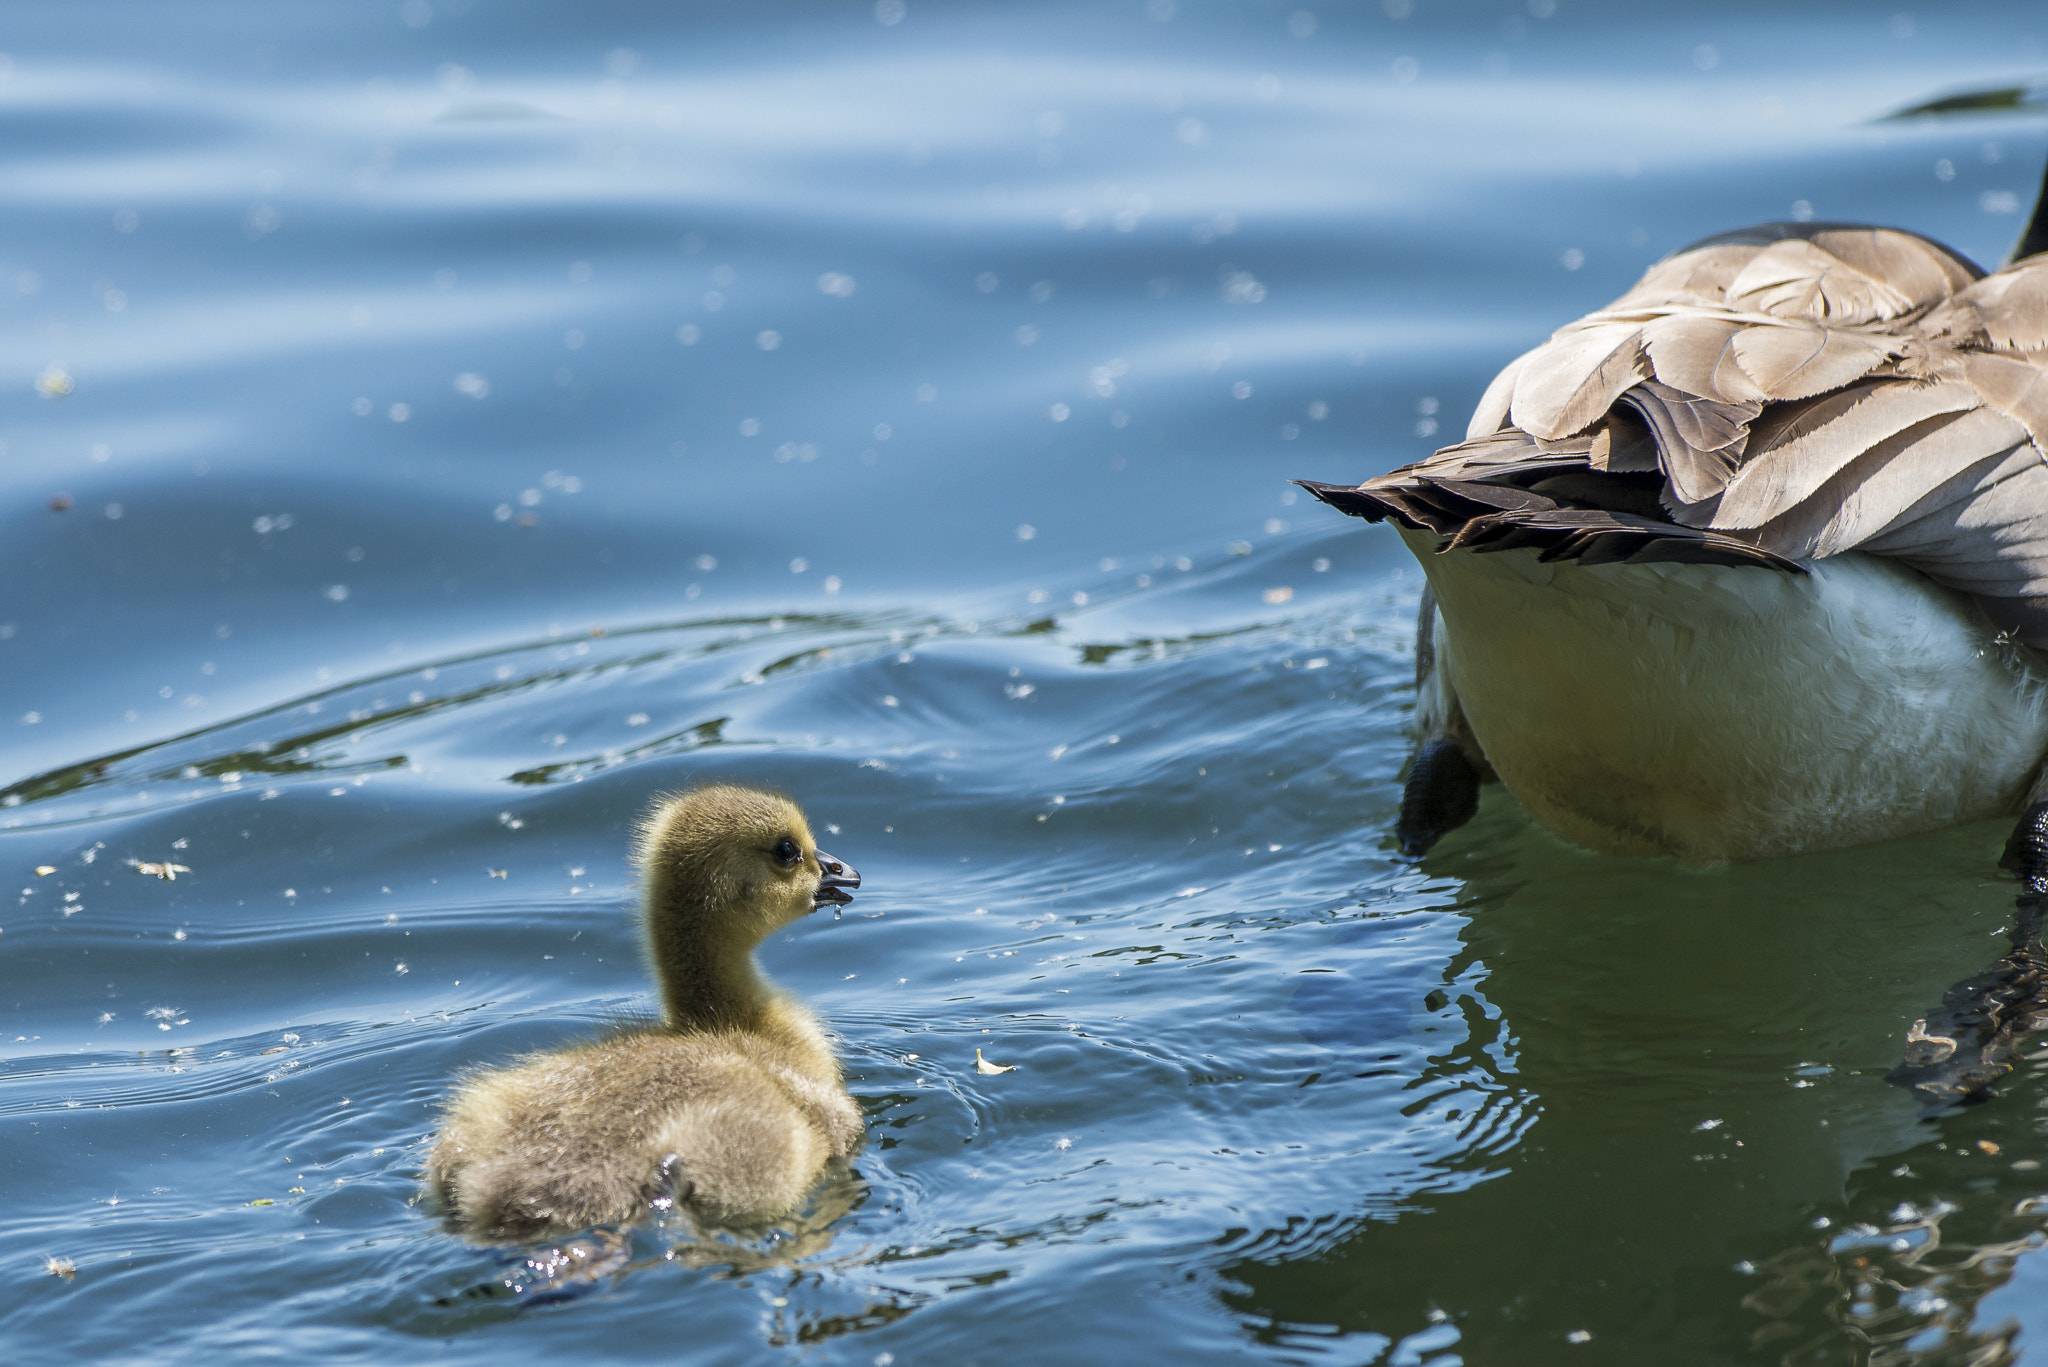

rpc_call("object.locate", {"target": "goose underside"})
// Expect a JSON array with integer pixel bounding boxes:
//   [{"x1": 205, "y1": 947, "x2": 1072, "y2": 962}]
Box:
[{"x1": 1402, "y1": 526, "x2": 2048, "y2": 860}]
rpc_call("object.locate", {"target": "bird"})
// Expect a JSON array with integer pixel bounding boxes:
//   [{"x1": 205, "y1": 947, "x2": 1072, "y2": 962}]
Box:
[
  {"x1": 425, "y1": 784, "x2": 864, "y2": 1241},
  {"x1": 1300, "y1": 163, "x2": 2048, "y2": 1109}
]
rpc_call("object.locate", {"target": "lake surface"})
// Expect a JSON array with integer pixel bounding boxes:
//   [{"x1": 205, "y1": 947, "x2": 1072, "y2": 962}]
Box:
[{"x1": 5, "y1": 1, "x2": 2048, "y2": 1362}]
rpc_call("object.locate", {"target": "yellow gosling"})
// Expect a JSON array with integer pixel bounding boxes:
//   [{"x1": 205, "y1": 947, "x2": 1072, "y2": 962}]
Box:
[{"x1": 425, "y1": 785, "x2": 863, "y2": 1241}]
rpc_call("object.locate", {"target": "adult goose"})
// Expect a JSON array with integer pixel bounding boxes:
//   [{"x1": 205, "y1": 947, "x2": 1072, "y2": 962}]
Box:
[{"x1": 1301, "y1": 172, "x2": 2048, "y2": 1111}]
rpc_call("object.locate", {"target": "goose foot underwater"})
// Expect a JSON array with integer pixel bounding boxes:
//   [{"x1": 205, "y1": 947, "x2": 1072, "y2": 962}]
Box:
[
  {"x1": 1395, "y1": 585, "x2": 1489, "y2": 858},
  {"x1": 1397, "y1": 733, "x2": 1483, "y2": 858},
  {"x1": 1885, "y1": 803, "x2": 2048, "y2": 1110},
  {"x1": 1305, "y1": 158, "x2": 2048, "y2": 1110}
]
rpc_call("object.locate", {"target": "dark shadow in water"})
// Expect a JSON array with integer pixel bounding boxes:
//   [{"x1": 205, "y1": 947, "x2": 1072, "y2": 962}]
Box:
[{"x1": 1217, "y1": 801, "x2": 2048, "y2": 1365}]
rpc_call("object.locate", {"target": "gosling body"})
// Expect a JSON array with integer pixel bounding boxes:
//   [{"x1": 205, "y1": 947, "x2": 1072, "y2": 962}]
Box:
[{"x1": 426, "y1": 785, "x2": 862, "y2": 1241}]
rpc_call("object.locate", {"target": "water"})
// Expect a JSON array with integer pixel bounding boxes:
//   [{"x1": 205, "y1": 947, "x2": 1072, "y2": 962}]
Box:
[{"x1": 5, "y1": 1, "x2": 2048, "y2": 1361}]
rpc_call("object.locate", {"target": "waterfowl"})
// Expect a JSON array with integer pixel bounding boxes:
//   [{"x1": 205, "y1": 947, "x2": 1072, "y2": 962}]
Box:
[
  {"x1": 425, "y1": 785, "x2": 864, "y2": 1241},
  {"x1": 1301, "y1": 166, "x2": 2048, "y2": 1108}
]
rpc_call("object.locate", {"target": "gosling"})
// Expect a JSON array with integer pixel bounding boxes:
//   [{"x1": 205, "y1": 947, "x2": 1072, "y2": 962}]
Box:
[{"x1": 425, "y1": 785, "x2": 864, "y2": 1241}]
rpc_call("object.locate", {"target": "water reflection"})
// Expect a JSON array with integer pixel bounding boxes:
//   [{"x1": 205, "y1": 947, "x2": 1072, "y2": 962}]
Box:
[
  {"x1": 1222, "y1": 803, "x2": 2048, "y2": 1361},
  {"x1": 1743, "y1": 1178, "x2": 2048, "y2": 1364}
]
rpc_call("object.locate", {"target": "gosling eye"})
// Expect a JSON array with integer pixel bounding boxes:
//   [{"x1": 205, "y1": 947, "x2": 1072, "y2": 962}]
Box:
[{"x1": 772, "y1": 837, "x2": 801, "y2": 867}]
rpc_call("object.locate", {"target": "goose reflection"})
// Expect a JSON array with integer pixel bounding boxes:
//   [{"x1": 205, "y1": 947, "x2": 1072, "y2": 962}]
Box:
[{"x1": 1231, "y1": 814, "x2": 2048, "y2": 1363}]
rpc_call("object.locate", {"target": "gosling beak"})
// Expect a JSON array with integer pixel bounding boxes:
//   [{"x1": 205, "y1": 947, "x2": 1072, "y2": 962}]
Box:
[{"x1": 813, "y1": 851, "x2": 860, "y2": 908}]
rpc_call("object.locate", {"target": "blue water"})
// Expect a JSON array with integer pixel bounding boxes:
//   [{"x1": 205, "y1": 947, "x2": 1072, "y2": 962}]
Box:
[{"x1": 6, "y1": 1, "x2": 2048, "y2": 1361}]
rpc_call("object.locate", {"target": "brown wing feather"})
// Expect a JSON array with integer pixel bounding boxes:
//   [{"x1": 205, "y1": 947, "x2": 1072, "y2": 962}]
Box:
[
  {"x1": 1615, "y1": 382, "x2": 1757, "y2": 508},
  {"x1": 1808, "y1": 228, "x2": 1978, "y2": 313},
  {"x1": 1855, "y1": 448, "x2": 2048, "y2": 642},
  {"x1": 1294, "y1": 464, "x2": 1805, "y2": 574},
  {"x1": 1750, "y1": 406, "x2": 2029, "y2": 559},
  {"x1": 1713, "y1": 381, "x2": 1982, "y2": 529},
  {"x1": 1727, "y1": 324, "x2": 1898, "y2": 400},
  {"x1": 1961, "y1": 351, "x2": 2048, "y2": 454},
  {"x1": 1724, "y1": 238, "x2": 1917, "y2": 324},
  {"x1": 1641, "y1": 313, "x2": 1768, "y2": 403},
  {"x1": 1464, "y1": 347, "x2": 1535, "y2": 439},
  {"x1": 1296, "y1": 223, "x2": 2048, "y2": 637},
  {"x1": 1608, "y1": 244, "x2": 1764, "y2": 311},
  {"x1": 1508, "y1": 321, "x2": 1649, "y2": 440},
  {"x1": 1922, "y1": 258, "x2": 2048, "y2": 352}
]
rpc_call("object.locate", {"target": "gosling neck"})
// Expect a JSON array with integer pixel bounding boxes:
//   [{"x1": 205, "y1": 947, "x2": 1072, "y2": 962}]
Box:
[{"x1": 644, "y1": 880, "x2": 779, "y2": 1031}]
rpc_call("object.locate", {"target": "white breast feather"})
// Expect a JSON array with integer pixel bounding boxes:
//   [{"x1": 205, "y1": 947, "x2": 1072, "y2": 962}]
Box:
[{"x1": 1406, "y1": 525, "x2": 2048, "y2": 861}]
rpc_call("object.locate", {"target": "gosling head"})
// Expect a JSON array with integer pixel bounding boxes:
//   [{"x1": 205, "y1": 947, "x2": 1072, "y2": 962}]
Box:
[{"x1": 634, "y1": 785, "x2": 860, "y2": 954}]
